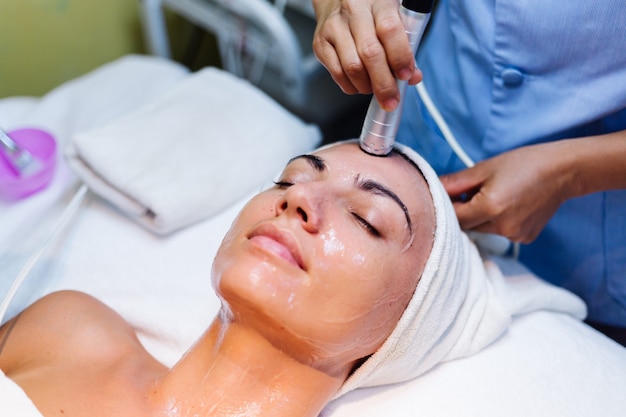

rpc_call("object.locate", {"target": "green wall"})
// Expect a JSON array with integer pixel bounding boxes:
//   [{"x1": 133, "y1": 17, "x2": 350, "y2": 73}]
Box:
[{"x1": 0, "y1": 0, "x2": 145, "y2": 97}]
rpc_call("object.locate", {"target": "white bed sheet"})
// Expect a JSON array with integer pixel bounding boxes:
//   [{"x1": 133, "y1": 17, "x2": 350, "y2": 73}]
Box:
[{"x1": 1, "y1": 55, "x2": 625, "y2": 417}]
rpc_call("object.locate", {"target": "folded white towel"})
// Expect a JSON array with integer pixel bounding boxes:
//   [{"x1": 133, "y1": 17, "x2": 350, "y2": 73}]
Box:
[
  {"x1": 335, "y1": 141, "x2": 587, "y2": 397},
  {"x1": 65, "y1": 67, "x2": 321, "y2": 235}
]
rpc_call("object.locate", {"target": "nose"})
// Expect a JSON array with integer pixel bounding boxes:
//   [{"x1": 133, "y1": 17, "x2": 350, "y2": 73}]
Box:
[{"x1": 276, "y1": 183, "x2": 322, "y2": 233}]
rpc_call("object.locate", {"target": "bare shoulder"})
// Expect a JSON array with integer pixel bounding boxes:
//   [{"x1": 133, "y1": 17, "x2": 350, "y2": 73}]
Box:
[{"x1": 0, "y1": 290, "x2": 142, "y2": 375}]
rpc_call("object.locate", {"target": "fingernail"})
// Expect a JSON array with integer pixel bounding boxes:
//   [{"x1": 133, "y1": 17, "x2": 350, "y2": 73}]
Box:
[
  {"x1": 382, "y1": 97, "x2": 399, "y2": 112},
  {"x1": 397, "y1": 68, "x2": 413, "y2": 80}
]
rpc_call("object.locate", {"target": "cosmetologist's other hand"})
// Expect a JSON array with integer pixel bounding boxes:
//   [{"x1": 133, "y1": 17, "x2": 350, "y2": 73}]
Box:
[
  {"x1": 440, "y1": 143, "x2": 576, "y2": 244},
  {"x1": 312, "y1": 0, "x2": 422, "y2": 111},
  {"x1": 440, "y1": 132, "x2": 626, "y2": 243}
]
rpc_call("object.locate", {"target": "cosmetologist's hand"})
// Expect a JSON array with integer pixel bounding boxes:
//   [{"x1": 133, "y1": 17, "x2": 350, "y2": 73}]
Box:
[
  {"x1": 440, "y1": 143, "x2": 576, "y2": 244},
  {"x1": 312, "y1": 0, "x2": 422, "y2": 111},
  {"x1": 440, "y1": 132, "x2": 626, "y2": 243}
]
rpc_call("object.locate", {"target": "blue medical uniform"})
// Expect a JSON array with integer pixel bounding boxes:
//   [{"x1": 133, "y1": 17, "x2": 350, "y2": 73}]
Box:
[{"x1": 397, "y1": 0, "x2": 626, "y2": 327}]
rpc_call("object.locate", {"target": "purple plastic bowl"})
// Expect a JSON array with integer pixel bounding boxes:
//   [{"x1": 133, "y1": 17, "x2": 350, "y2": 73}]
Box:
[{"x1": 0, "y1": 128, "x2": 57, "y2": 200}]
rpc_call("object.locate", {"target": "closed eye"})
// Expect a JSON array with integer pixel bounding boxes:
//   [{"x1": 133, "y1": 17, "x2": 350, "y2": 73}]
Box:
[
  {"x1": 273, "y1": 180, "x2": 293, "y2": 189},
  {"x1": 352, "y1": 213, "x2": 381, "y2": 238}
]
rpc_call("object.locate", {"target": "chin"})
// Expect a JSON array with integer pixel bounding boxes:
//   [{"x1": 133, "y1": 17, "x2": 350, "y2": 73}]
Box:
[{"x1": 214, "y1": 254, "x2": 297, "y2": 317}]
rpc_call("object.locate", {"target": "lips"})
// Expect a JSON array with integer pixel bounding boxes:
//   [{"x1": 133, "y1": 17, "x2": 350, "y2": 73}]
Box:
[{"x1": 248, "y1": 223, "x2": 305, "y2": 270}]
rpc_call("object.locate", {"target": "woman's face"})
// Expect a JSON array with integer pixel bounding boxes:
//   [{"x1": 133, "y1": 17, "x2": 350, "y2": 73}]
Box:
[{"x1": 212, "y1": 143, "x2": 435, "y2": 368}]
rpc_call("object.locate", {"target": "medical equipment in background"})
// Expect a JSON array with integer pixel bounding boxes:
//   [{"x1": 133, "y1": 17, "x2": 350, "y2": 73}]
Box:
[
  {"x1": 139, "y1": 0, "x2": 365, "y2": 126},
  {"x1": 360, "y1": 0, "x2": 433, "y2": 156}
]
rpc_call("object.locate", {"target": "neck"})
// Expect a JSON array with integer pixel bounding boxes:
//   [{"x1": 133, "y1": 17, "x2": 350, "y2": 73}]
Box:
[{"x1": 148, "y1": 312, "x2": 347, "y2": 417}]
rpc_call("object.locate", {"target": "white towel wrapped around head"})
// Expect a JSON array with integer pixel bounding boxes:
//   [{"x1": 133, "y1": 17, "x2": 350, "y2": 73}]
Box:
[{"x1": 334, "y1": 141, "x2": 586, "y2": 398}]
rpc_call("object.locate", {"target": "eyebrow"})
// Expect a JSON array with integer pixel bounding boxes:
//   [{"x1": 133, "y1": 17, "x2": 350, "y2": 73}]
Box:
[
  {"x1": 356, "y1": 175, "x2": 413, "y2": 234},
  {"x1": 287, "y1": 154, "x2": 413, "y2": 234},
  {"x1": 287, "y1": 154, "x2": 326, "y2": 171}
]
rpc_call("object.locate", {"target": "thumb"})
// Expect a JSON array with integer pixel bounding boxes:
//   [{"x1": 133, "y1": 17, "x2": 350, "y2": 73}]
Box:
[{"x1": 440, "y1": 167, "x2": 484, "y2": 199}]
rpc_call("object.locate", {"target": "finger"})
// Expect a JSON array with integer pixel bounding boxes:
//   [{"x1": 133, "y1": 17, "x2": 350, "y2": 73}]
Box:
[
  {"x1": 313, "y1": 21, "x2": 362, "y2": 95},
  {"x1": 464, "y1": 220, "x2": 499, "y2": 236},
  {"x1": 372, "y1": 1, "x2": 417, "y2": 82},
  {"x1": 348, "y1": 6, "x2": 400, "y2": 110},
  {"x1": 468, "y1": 219, "x2": 537, "y2": 244},
  {"x1": 455, "y1": 200, "x2": 542, "y2": 244},
  {"x1": 333, "y1": 26, "x2": 375, "y2": 94},
  {"x1": 315, "y1": 39, "x2": 361, "y2": 94},
  {"x1": 451, "y1": 197, "x2": 492, "y2": 231},
  {"x1": 440, "y1": 168, "x2": 484, "y2": 198},
  {"x1": 408, "y1": 67, "x2": 423, "y2": 85}
]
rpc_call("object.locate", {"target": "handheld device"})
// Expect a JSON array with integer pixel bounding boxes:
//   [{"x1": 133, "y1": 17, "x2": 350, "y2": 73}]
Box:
[{"x1": 359, "y1": 0, "x2": 433, "y2": 156}]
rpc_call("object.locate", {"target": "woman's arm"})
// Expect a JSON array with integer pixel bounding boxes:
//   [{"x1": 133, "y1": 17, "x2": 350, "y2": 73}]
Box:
[{"x1": 441, "y1": 129, "x2": 626, "y2": 243}]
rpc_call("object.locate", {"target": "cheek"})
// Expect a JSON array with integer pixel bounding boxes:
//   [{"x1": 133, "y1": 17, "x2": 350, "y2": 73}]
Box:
[
  {"x1": 299, "y1": 242, "x2": 411, "y2": 357},
  {"x1": 217, "y1": 195, "x2": 276, "y2": 252},
  {"x1": 211, "y1": 196, "x2": 277, "y2": 288},
  {"x1": 351, "y1": 252, "x2": 366, "y2": 267},
  {"x1": 295, "y1": 284, "x2": 408, "y2": 361},
  {"x1": 328, "y1": 267, "x2": 416, "y2": 357},
  {"x1": 321, "y1": 228, "x2": 345, "y2": 256},
  {"x1": 312, "y1": 223, "x2": 389, "y2": 275},
  {"x1": 333, "y1": 270, "x2": 409, "y2": 327},
  {"x1": 308, "y1": 221, "x2": 408, "y2": 317}
]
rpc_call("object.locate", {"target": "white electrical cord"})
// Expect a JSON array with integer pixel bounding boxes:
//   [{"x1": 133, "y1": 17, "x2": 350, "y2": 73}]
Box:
[
  {"x1": 415, "y1": 82, "x2": 520, "y2": 259},
  {"x1": 416, "y1": 82, "x2": 475, "y2": 168},
  {"x1": 0, "y1": 184, "x2": 89, "y2": 324}
]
